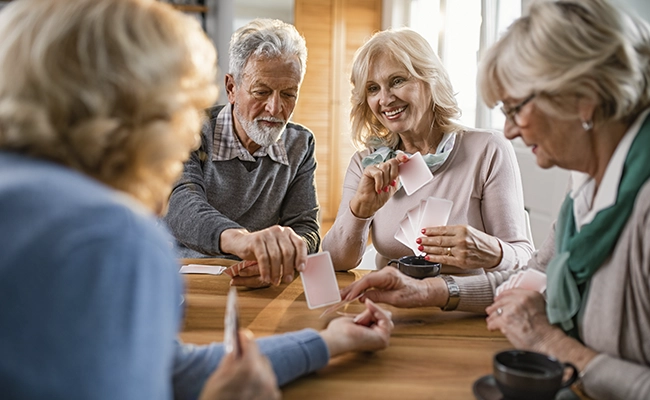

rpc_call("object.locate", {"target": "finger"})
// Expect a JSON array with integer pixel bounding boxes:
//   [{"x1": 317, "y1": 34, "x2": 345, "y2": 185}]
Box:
[
  {"x1": 290, "y1": 232, "x2": 307, "y2": 270},
  {"x1": 276, "y1": 235, "x2": 298, "y2": 285},
  {"x1": 421, "y1": 225, "x2": 456, "y2": 237},
  {"x1": 367, "y1": 166, "x2": 387, "y2": 193},
  {"x1": 238, "y1": 329, "x2": 255, "y2": 355},
  {"x1": 252, "y1": 244, "x2": 272, "y2": 284},
  {"x1": 365, "y1": 299, "x2": 394, "y2": 329},
  {"x1": 231, "y1": 276, "x2": 272, "y2": 288},
  {"x1": 224, "y1": 266, "x2": 236, "y2": 277},
  {"x1": 237, "y1": 263, "x2": 261, "y2": 277},
  {"x1": 351, "y1": 307, "x2": 374, "y2": 326},
  {"x1": 341, "y1": 268, "x2": 394, "y2": 300},
  {"x1": 261, "y1": 238, "x2": 284, "y2": 286}
]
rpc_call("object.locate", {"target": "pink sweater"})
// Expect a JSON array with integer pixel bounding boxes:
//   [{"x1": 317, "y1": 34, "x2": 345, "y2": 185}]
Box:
[{"x1": 322, "y1": 129, "x2": 534, "y2": 273}]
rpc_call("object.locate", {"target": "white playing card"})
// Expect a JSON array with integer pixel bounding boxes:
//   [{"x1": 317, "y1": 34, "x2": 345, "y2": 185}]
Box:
[
  {"x1": 399, "y1": 152, "x2": 433, "y2": 195},
  {"x1": 300, "y1": 252, "x2": 341, "y2": 309},
  {"x1": 224, "y1": 287, "x2": 241, "y2": 357},
  {"x1": 394, "y1": 220, "x2": 412, "y2": 248},
  {"x1": 495, "y1": 269, "x2": 547, "y2": 296},
  {"x1": 418, "y1": 197, "x2": 453, "y2": 232},
  {"x1": 516, "y1": 269, "x2": 547, "y2": 292}
]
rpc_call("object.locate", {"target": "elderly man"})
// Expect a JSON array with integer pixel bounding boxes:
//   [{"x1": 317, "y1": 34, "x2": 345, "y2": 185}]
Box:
[{"x1": 164, "y1": 19, "x2": 320, "y2": 287}]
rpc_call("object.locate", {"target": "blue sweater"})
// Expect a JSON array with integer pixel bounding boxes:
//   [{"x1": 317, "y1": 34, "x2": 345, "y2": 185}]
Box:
[{"x1": 0, "y1": 152, "x2": 329, "y2": 399}]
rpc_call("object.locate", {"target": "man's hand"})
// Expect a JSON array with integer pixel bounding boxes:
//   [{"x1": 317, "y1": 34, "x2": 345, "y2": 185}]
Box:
[
  {"x1": 199, "y1": 330, "x2": 280, "y2": 400},
  {"x1": 221, "y1": 225, "x2": 307, "y2": 286}
]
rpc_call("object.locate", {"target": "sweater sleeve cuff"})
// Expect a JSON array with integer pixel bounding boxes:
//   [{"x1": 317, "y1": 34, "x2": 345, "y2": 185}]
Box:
[
  {"x1": 257, "y1": 328, "x2": 330, "y2": 386},
  {"x1": 486, "y1": 238, "x2": 516, "y2": 272},
  {"x1": 453, "y1": 274, "x2": 495, "y2": 314},
  {"x1": 580, "y1": 353, "x2": 650, "y2": 399}
]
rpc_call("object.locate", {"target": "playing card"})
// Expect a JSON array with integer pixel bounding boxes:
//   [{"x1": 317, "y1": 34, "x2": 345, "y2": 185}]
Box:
[
  {"x1": 516, "y1": 269, "x2": 547, "y2": 292},
  {"x1": 394, "y1": 220, "x2": 411, "y2": 249},
  {"x1": 399, "y1": 152, "x2": 433, "y2": 195},
  {"x1": 224, "y1": 287, "x2": 241, "y2": 357},
  {"x1": 418, "y1": 197, "x2": 453, "y2": 232},
  {"x1": 300, "y1": 252, "x2": 341, "y2": 309}
]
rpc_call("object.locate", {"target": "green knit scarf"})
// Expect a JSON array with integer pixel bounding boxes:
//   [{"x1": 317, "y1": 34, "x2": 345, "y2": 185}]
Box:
[{"x1": 546, "y1": 114, "x2": 650, "y2": 337}]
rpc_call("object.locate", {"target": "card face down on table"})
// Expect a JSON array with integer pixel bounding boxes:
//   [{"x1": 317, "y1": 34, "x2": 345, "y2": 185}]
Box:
[{"x1": 300, "y1": 251, "x2": 341, "y2": 309}]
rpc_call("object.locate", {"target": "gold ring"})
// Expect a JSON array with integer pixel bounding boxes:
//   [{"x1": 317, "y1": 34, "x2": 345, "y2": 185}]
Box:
[{"x1": 446, "y1": 247, "x2": 452, "y2": 256}]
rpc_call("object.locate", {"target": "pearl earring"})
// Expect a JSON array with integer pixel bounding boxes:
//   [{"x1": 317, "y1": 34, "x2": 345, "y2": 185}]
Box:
[{"x1": 581, "y1": 120, "x2": 593, "y2": 131}]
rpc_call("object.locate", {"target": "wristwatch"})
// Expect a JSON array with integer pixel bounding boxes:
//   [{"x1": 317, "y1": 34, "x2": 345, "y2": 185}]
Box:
[{"x1": 441, "y1": 275, "x2": 460, "y2": 311}]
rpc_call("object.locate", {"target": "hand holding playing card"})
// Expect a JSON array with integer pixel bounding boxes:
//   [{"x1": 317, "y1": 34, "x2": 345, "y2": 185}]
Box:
[
  {"x1": 349, "y1": 152, "x2": 410, "y2": 219},
  {"x1": 495, "y1": 269, "x2": 547, "y2": 296},
  {"x1": 395, "y1": 197, "x2": 453, "y2": 256},
  {"x1": 418, "y1": 224, "x2": 503, "y2": 270}
]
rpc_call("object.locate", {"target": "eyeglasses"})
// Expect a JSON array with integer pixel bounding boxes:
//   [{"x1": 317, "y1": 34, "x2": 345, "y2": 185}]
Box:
[{"x1": 500, "y1": 94, "x2": 535, "y2": 126}]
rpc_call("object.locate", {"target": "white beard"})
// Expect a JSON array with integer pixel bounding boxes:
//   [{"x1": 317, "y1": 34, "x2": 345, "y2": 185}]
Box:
[{"x1": 234, "y1": 105, "x2": 287, "y2": 147}]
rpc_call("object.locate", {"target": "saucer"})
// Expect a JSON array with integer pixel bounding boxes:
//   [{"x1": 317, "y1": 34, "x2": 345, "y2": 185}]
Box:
[{"x1": 472, "y1": 375, "x2": 580, "y2": 400}]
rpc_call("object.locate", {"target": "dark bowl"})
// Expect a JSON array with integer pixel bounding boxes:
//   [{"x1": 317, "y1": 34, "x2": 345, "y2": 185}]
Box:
[{"x1": 388, "y1": 255, "x2": 441, "y2": 279}]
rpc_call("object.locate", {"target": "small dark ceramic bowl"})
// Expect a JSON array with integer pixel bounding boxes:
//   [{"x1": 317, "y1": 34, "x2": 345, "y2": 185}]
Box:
[{"x1": 387, "y1": 255, "x2": 441, "y2": 279}]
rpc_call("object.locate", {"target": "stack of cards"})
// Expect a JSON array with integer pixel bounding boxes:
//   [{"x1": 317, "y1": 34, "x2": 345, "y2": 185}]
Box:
[
  {"x1": 395, "y1": 196, "x2": 453, "y2": 256},
  {"x1": 495, "y1": 269, "x2": 547, "y2": 296},
  {"x1": 399, "y1": 152, "x2": 433, "y2": 195}
]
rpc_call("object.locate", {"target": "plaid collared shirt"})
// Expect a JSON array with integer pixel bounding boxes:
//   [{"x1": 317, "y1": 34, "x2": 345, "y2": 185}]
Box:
[{"x1": 212, "y1": 104, "x2": 290, "y2": 165}]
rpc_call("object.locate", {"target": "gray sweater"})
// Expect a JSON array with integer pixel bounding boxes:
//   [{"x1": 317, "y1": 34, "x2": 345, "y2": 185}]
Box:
[{"x1": 164, "y1": 105, "x2": 320, "y2": 258}]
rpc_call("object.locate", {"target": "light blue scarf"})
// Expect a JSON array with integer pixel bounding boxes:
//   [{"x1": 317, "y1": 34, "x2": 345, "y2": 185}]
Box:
[{"x1": 361, "y1": 132, "x2": 457, "y2": 172}]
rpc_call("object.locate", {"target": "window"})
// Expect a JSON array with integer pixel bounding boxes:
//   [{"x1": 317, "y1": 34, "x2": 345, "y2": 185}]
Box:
[{"x1": 408, "y1": 0, "x2": 521, "y2": 129}]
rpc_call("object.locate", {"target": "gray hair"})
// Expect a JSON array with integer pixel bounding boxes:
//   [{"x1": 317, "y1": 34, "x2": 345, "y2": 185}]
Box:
[
  {"x1": 229, "y1": 19, "x2": 307, "y2": 84},
  {"x1": 349, "y1": 28, "x2": 462, "y2": 150},
  {"x1": 479, "y1": 0, "x2": 650, "y2": 125}
]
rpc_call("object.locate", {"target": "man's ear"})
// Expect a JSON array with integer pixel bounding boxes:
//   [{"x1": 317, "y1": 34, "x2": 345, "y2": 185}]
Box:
[{"x1": 225, "y1": 74, "x2": 237, "y2": 105}]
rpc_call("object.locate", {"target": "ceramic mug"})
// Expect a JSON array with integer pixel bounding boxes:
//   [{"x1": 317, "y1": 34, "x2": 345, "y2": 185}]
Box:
[{"x1": 493, "y1": 350, "x2": 579, "y2": 400}]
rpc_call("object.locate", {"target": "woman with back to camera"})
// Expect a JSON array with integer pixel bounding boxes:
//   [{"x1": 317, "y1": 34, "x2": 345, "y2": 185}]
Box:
[
  {"x1": 341, "y1": 0, "x2": 650, "y2": 398},
  {"x1": 322, "y1": 28, "x2": 534, "y2": 275},
  {"x1": 0, "y1": 1, "x2": 393, "y2": 399}
]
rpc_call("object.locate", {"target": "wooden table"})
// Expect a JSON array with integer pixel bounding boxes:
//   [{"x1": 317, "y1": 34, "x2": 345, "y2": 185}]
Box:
[{"x1": 180, "y1": 258, "x2": 519, "y2": 399}]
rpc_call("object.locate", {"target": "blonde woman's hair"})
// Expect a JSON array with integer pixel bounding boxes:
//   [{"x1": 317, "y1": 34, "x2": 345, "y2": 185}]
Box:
[
  {"x1": 479, "y1": 0, "x2": 650, "y2": 125},
  {"x1": 0, "y1": 0, "x2": 218, "y2": 213},
  {"x1": 350, "y1": 28, "x2": 461, "y2": 150}
]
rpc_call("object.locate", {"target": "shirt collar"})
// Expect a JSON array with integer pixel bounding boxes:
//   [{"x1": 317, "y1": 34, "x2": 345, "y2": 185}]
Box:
[
  {"x1": 571, "y1": 108, "x2": 650, "y2": 229},
  {"x1": 212, "y1": 104, "x2": 290, "y2": 165}
]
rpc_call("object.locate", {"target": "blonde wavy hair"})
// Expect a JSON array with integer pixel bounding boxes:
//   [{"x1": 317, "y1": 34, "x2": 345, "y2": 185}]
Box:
[
  {"x1": 350, "y1": 28, "x2": 462, "y2": 150},
  {"x1": 0, "y1": 0, "x2": 218, "y2": 214},
  {"x1": 479, "y1": 0, "x2": 650, "y2": 125}
]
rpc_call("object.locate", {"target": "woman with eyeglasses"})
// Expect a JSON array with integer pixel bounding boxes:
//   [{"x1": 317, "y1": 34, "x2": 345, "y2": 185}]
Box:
[
  {"x1": 341, "y1": 0, "x2": 650, "y2": 397},
  {"x1": 322, "y1": 28, "x2": 534, "y2": 278}
]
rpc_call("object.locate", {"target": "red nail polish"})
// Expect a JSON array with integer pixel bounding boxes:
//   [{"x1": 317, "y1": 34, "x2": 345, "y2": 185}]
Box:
[
  {"x1": 383, "y1": 186, "x2": 389, "y2": 192},
  {"x1": 416, "y1": 238, "x2": 422, "y2": 244},
  {"x1": 424, "y1": 255, "x2": 430, "y2": 261},
  {"x1": 418, "y1": 245, "x2": 424, "y2": 251},
  {"x1": 391, "y1": 180, "x2": 396, "y2": 186},
  {"x1": 421, "y1": 229, "x2": 426, "y2": 234},
  {"x1": 377, "y1": 189, "x2": 382, "y2": 194}
]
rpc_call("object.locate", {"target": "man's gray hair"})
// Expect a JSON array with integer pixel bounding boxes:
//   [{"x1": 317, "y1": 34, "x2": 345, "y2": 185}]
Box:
[{"x1": 229, "y1": 18, "x2": 307, "y2": 84}]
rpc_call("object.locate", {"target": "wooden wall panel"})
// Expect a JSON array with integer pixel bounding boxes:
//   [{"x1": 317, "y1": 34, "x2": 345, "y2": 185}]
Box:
[
  {"x1": 294, "y1": 0, "x2": 381, "y2": 223},
  {"x1": 293, "y1": 0, "x2": 334, "y2": 221}
]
